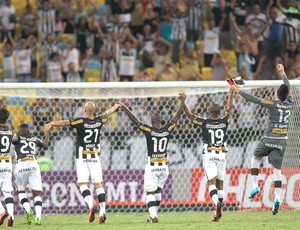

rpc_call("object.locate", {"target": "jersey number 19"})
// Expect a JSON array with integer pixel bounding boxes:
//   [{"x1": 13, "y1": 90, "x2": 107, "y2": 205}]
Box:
[{"x1": 208, "y1": 129, "x2": 224, "y2": 145}]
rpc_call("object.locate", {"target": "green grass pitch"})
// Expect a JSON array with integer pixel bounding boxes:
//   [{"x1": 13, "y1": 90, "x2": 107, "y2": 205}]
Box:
[{"x1": 12, "y1": 210, "x2": 300, "y2": 230}]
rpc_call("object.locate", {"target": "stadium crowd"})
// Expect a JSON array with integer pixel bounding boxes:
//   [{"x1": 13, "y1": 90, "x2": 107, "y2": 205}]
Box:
[{"x1": 0, "y1": 0, "x2": 300, "y2": 82}]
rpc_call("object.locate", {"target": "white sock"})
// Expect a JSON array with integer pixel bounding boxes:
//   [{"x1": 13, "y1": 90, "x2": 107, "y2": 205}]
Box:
[
  {"x1": 34, "y1": 196, "x2": 42, "y2": 219},
  {"x1": 251, "y1": 157, "x2": 260, "y2": 188},
  {"x1": 146, "y1": 194, "x2": 157, "y2": 218},
  {"x1": 218, "y1": 190, "x2": 224, "y2": 203},
  {"x1": 3, "y1": 192, "x2": 14, "y2": 219},
  {"x1": 80, "y1": 185, "x2": 93, "y2": 209},
  {"x1": 155, "y1": 193, "x2": 161, "y2": 212},
  {"x1": 18, "y1": 193, "x2": 31, "y2": 213},
  {"x1": 208, "y1": 185, "x2": 219, "y2": 206},
  {"x1": 0, "y1": 202, "x2": 5, "y2": 214},
  {"x1": 96, "y1": 187, "x2": 106, "y2": 216},
  {"x1": 274, "y1": 168, "x2": 282, "y2": 201}
]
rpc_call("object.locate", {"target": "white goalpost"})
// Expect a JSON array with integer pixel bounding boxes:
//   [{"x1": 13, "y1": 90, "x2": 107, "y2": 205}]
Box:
[{"x1": 1, "y1": 80, "x2": 299, "y2": 214}]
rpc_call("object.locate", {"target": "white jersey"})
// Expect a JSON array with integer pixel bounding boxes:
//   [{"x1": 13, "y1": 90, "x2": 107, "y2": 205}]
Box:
[
  {"x1": 15, "y1": 49, "x2": 31, "y2": 75},
  {"x1": 119, "y1": 48, "x2": 136, "y2": 76},
  {"x1": 204, "y1": 27, "x2": 219, "y2": 54},
  {"x1": 47, "y1": 61, "x2": 64, "y2": 82}
]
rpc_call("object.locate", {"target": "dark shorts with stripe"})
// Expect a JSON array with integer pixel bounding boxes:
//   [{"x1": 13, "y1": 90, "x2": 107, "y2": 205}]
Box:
[{"x1": 254, "y1": 138, "x2": 287, "y2": 169}]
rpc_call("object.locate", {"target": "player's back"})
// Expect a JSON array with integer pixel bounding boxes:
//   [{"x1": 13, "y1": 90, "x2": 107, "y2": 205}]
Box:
[
  {"x1": 264, "y1": 99, "x2": 293, "y2": 139},
  {"x1": 0, "y1": 125, "x2": 13, "y2": 156},
  {"x1": 13, "y1": 135, "x2": 43, "y2": 160},
  {"x1": 139, "y1": 122, "x2": 176, "y2": 160},
  {"x1": 70, "y1": 114, "x2": 108, "y2": 159}
]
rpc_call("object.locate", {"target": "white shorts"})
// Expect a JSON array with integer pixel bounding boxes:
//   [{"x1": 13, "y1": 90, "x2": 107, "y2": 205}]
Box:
[
  {"x1": 203, "y1": 152, "x2": 226, "y2": 181},
  {"x1": 144, "y1": 165, "x2": 169, "y2": 192},
  {"x1": 76, "y1": 157, "x2": 103, "y2": 184},
  {"x1": 0, "y1": 161, "x2": 13, "y2": 192},
  {"x1": 14, "y1": 160, "x2": 42, "y2": 191}
]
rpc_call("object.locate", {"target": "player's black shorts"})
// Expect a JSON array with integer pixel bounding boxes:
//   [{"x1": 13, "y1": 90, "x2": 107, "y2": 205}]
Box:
[{"x1": 254, "y1": 138, "x2": 287, "y2": 169}]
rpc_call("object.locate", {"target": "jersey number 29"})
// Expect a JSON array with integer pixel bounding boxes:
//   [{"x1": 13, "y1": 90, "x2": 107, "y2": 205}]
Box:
[{"x1": 208, "y1": 129, "x2": 224, "y2": 145}]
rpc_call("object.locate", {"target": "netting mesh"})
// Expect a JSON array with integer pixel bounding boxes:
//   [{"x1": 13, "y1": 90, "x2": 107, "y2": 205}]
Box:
[{"x1": 1, "y1": 82, "x2": 300, "y2": 215}]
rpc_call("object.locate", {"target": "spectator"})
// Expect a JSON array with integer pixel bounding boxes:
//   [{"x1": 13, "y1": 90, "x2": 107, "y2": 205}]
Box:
[
  {"x1": 230, "y1": 13, "x2": 268, "y2": 71},
  {"x1": 156, "y1": 0, "x2": 170, "y2": 22},
  {"x1": 2, "y1": 32, "x2": 15, "y2": 82},
  {"x1": 61, "y1": 0, "x2": 75, "y2": 34},
  {"x1": 75, "y1": 16, "x2": 90, "y2": 60},
  {"x1": 179, "y1": 37, "x2": 203, "y2": 81},
  {"x1": 202, "y1": 19, "x2": 222, "y2": 67},
  {"x1": 38, "y1": 0, "x2": 56, "y2": 39},
  {"x1": 130, "y1": 0, "x2": 143, "y2": 37},
  {"x1": 156, "y1": 60, "x2": 181, "y2": 81},
  {"x1": 232, "y1": 0, "x2": 250, "y2": 31},
  {"x1": 170, "y1": 2, "x2": 187, "y2": 63},
  {"x1": 15, "y1": 39, "x2": 32, "y2": 82},
  {"x1": 137, "y1": 68, "x2": 153, "y2": 81},
  {"x1": 245, "y1": 3, "x2": 267, "y2": 55},
  {"x1": 99, "y1": 27, "x2": 117, "y2": 82},
  {"x1": 186, "y1": 0, "x2": 202, "y2": 42},
  {"x1": 42, "y1": 33, "x2": 60, "y2": 61},
  {"x1": 284, "y1": 41, "x2": 300, "y2": 70},
  {"x1": 0, "y1": 0, "x2": 16, "y2": 41},
  {"x1": 138, "y1": 24, "x2": 155, "y2": 68},
  {"x1": 211, "y1": 53, "x2": 228, "y2": 81},
  {"x1": 208, "y1": 0, "x2": 234, "y2": 49},
  {"x1": 20, "y1": 4, "x2": 38, "y2": 39},
  {"x1": 46, "y1": 52, "x2": 64, "y2": 82},
  {"x1": 65, "y1": 48, "x2": 92, "y2": 82},
  {"x1": 37, "y1": 151, "x2": 53, "y2": 172},
  {"x1": 74, "y1": 0, "x2": 96, "y2": 25},
  {"x1": 62, "y1": 39, "x2": 80, "y2": 77},
  {"x1": 159, "y1": 13, "x2": 172, "y2": 42},
  {"x1": 110, "y1": 0, "x2": 136, "y2": 25},
  {"x1": 265, "y1": 3, "x2": 284, "y2": 77},
  {"x1": 119, "y1": 31, "x2": 138, "y2": 81},
  {"x1": 54, "y1": 10, "x2": 65, "y2": 38},
  {"x1": 142, "y1": 2, "x2": 158, "y2": 33},
  {"x1": 236, "y1": 43, "x2": 255, "y2": 80},
  {"x1": 91, "y1": 20, "x2": 104, "y2": 56},
  {"x1": 27, "y1": 35, "x2": 40, "y2": 80},
  {"x1": 151, "y1": 36, "x2": 173, "y2": 75},
  {"x1": 282, "y1": 15, "x2": 300, "y2": 51}
]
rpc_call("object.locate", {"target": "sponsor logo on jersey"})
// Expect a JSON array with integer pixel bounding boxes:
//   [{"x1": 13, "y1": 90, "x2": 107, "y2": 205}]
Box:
[
  {"x1": 0, "y1": 130, "x2": 13, "y2": 135},
  {"x1": 18, "y1": 167, "x2": 37, "y2": 173},
  {"x1": 206, "y1": 123, "x2": 226, "y2": 129},
  {"x1": 150, "y1": 131, "x2": 169, "y2": 137},
  {"x1": 264, "y1": 142, "x2": 283, "y2": 150},
  {"x1": 84, "y1": 123, "x2": 102, "y2": 128}
]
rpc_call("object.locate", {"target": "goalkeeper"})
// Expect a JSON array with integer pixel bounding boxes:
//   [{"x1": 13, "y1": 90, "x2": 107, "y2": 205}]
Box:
[{"x1": 230, "y1": 64, "x2": 293, "y2": 215}]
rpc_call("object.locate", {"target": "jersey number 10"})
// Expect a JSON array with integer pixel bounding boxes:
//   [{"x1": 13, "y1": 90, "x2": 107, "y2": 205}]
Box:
[{"x1": 152, "y1": 137, "x2": 168, "y2": 153}]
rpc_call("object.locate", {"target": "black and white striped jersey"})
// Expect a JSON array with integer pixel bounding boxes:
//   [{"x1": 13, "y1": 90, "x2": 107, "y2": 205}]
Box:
[
  {"x1": 70, "y1": 114, "x2": 108, "y2": 159},
  {"x1": 0, "y1": 125, "x2": 13, "y2": 156},
  {"x1": 13, "y1": 135, "x2": 44, "y2": 160}
]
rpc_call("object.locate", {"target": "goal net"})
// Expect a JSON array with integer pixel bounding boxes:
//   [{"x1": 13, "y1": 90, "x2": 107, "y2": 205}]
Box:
[{"x1": 1, "y1": 81, "x2": 299, "y2": 215}]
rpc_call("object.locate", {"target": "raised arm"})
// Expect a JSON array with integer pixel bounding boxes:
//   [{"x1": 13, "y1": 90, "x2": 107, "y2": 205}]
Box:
[
  {"x1": 226, "y1": 88, "x2": 234, "y2": 112},
  {"x1": 183, "y1": 97, "x2": 194, "y2": 121},
  {"x1": 43, "y1": 120, "x2": 71, "y2": 133},
  {"x1": 119, "y1": 103, "x2": 142, "y2": 127},
  {"x1": 171, "y1": 92, "x2": 185, "y2": 123},
  {"x1": 277, "y1": 64, "x2": 290, "y2": 91},
  {"x1": 230, "y1": 85, "x2": 274, "y2": 108},
  {"x1": 42, "y1": 129, "x2": 50, "y2": 148},
  {"x1": 230, "y1": 13, "x2": 242, "y2": 37},
  {"x1": 105, "y1": 104, "x2": 121, "y2": 116}
]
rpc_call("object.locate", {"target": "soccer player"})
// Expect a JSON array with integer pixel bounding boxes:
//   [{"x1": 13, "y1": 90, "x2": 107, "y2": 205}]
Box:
[
  {"x1": 0, "y1": 108, "x2": 14, "y2": 227},
  {"x1": 13, "y1": 124, "x2": 50, "y2": 226},
  {"x1": 230, "y1": 64, "x2": 293, "y2": 215},
  {"x1": 43, "y1": 102, "x2": 120, "y2": 224},
  {"x1": 183, "y1": 88, "x2": 234, "y2": 222},
  {"x1": 119, "y1": 93, "x2": 185, "y2": 223}
]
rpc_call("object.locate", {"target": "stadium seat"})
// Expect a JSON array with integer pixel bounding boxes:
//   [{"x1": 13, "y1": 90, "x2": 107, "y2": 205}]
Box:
[
  {"x1": 14, "y1": 0, "x2": 37, "y2": 16},
  {"x1": 6, "y1": 105, "x2": 26, "y2": 131},
  {"x1": 58, "y1": 42, "x2": 68, "y2": 51},
  {"x1": 87, "y1": 59, "x2": 101, "y2": 69},
  {"x1": 60, "y1": 34, "x2": 75, "y2": 42},
  {"x1": 84, "y1": 69, "x2": 100, "y2": 82},
  {"x1": 201, "y1": 67, "x2": 212, "y2": 81},
  {"x1": 7, "y1": 97, "x2": 26, "y2": 106}
]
